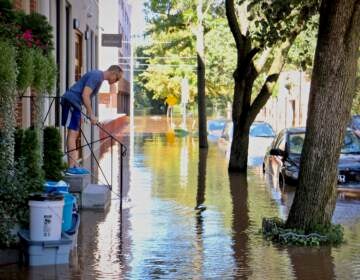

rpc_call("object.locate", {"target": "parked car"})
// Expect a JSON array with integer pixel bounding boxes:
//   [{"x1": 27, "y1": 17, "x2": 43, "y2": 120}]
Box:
[
  {"x1": 218, "y1": 121, "x2": 276, "y2": 164},
  {"x1": 207, "y1": 119, "x2": 228, "y2": 141},
  {"x1": 263, "y1": 127, "x2": 360, "y2": 186},
  {"x1": 348, "y1": 115, "x2": 360, "y2": 138}
]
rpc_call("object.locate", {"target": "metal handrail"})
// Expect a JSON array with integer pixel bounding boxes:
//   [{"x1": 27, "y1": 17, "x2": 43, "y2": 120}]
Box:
[{"x1": 19, "y1": 94, "x2": 127, "y2": 213}]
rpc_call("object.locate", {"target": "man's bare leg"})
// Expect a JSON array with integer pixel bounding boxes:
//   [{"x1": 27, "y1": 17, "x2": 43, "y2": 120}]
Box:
[{"x1": 67, "y1": 129, "x2": 79, "y2": 167}]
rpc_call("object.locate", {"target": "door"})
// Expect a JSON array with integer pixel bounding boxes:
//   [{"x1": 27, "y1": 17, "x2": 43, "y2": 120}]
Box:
[
  {"x1": 75, "y1": 31, "x2": 83, "y2": 160},
  {"x1": 75, "y1": 31, "x2": 83, "y2": 82}
]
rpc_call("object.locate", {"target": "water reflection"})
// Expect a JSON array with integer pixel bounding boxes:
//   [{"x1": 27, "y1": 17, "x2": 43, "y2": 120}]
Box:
[
  {"x1": 195, "y1": 149, "x2": 208, "y2": 211},
  {"x1": 193, "y1": 149, "x2": 207, "y2": 278},
  {"x1": 2, "y1": 116, "x2": 360, "y2": 279},
  {"x1": 287, "y1": 247, "x2": 335, "y2": 280},
  {"x1": 229, "y1": 173, "x2": 250, "y2": 279}
]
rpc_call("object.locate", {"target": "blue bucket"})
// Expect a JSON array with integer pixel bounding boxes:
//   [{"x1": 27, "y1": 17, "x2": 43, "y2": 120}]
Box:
[
  {"x1": 44, "y1": 180, "x2": 69, "y2": 193},
  {"x1": 62, "y1": 193, "x2": 76, "y2": 232}
]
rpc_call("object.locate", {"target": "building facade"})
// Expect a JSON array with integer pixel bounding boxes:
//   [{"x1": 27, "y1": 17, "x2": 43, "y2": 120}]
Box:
[
  {"x1": 13, "y1": 0, "x2": 100, "y2": 167},
  {"x1": 257, "y1": 71, "x2": 311, "y2": 132},
  {"x1": 98, "y1": 0, "x2": 131, "y2": 117}
]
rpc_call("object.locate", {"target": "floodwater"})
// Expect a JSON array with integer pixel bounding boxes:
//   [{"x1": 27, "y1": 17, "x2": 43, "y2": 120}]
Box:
[{"x1": 1, "y1": 116, "x2": 360, "y2": 279}]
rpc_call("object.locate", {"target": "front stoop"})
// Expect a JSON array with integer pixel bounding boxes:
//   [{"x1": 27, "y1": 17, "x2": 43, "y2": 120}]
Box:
[{"x1": 81, "y1": 184, "x2": 111, "y2": 209}]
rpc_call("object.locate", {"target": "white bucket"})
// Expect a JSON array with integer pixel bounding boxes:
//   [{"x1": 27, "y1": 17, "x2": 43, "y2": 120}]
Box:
[{"x1": 28, "y1": 199, "x2": 64, "y2": 241}]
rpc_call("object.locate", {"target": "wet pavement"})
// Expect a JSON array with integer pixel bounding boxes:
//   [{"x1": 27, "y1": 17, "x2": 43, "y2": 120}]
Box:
[{"x1": 1, "y1": 116, "x2": 360, "y2": 279}]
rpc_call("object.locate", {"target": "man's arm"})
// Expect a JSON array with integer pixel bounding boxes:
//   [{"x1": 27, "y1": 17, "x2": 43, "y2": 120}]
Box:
[{"x1": 82, "y1": 86, "x2": 98, "y2": 125}]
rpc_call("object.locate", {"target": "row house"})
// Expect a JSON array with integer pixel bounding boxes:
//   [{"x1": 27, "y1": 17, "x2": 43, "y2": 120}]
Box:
[
  {"x1": 257, "y1": 71, "x2": 311, "y2": 133},
  {"x1": 13, "y1": 0, "x2": 100, "y2": 168},
  {"x1": 98, "y1": 0, "x2": 131, "y2": 119}
]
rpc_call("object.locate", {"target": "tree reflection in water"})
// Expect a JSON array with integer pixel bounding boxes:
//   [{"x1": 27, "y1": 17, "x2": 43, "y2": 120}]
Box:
[{"x1": 229, "y1": 173, "x2": 250, "y2": 279}]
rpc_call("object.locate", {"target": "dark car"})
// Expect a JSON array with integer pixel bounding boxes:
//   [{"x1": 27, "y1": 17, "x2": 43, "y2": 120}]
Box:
[
  {"x1": 263, "y1": 127, "x2": 360, "y2": 186},
  {"x1": 349, "y1": 115, "x2": 360, "y2": 138}
]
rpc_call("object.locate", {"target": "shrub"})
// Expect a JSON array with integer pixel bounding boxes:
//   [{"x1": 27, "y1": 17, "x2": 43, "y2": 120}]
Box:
[
  {"x1": 22, "y1": 127, "x2": 44, "y2": 192},
  {"x1": 20, "y1": 12, "x2": 54, "y2": 55},
  {"x1": 16, "y1": 47, "x2": 34, "y2": 93},
  {"x1": 262, "y1": 217, "x2": 344, "y2": 246},
  {"x1": 32, "y1": 49, "x2": 48, "y2": 93},
  {"x1": 0, "y1": 40, "x2": 17, "y2": 171},
  {"x1": 14, "y1": 128, "x2": 24, "y2": 161},
  {"x1": 45, "y1": 54, "x2": 57, "y2": 94},
  {"x1": 43, "y1": 127, "x2": 65, "y2": 181}
]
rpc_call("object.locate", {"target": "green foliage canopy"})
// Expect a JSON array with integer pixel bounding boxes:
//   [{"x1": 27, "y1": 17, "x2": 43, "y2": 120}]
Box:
[{"x1": 139, "y1": 0, "x2": 236, "y2": 108}]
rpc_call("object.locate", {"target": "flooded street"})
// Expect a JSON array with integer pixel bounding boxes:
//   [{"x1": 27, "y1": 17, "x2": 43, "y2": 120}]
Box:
[{"x1": 2, "y1": 116, "x2": 360, "y2": 279}]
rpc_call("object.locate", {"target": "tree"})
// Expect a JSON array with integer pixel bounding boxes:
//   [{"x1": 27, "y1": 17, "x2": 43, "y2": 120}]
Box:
[
  {"x1": 141, "y1": 1, "x2": 236, "y2": 119},
  {"x1": 225, "y1": 0, "x2": 318, "y2": 172},
  {"x1": 197, "y1": 0, "x2": 208, "y2": 148},
  {"x1": 286, "y1": 0, "x2": 360, "y2": 231}
]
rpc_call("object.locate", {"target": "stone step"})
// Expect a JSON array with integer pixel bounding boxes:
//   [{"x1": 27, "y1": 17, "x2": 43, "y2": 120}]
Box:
[
  {"x1": 64, "y1": 173, "x2": 91, "y2": 193},
  {"x1": 81, "y1": 184, "x2": 111, "y2": 210}
]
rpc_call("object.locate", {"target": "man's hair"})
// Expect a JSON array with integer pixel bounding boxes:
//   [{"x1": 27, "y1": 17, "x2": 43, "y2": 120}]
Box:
[{"x1": 107, "y1": 65, "x2": 123, "y2": 74}]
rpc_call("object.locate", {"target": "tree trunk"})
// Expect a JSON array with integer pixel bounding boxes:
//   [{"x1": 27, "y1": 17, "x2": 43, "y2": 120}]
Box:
[
  {"x1": 229, "y1": 115, "x2": 252, "y2": 172},
  {"x1": 197, "y1": 0, "x2": 208, "y2": 149},
  {"x1": 196, "y1": 148, "x2": 208, "y2": 209},
  {"x1": 286, "y1": 0, "x2": 360, "y2": 231}
]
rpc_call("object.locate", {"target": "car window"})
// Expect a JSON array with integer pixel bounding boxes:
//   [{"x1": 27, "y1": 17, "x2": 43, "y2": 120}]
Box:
[
  {"x1": 341, "y1": 130, "x2": 360, "y2": 154},
  {"x1": 289, "y1": 133, "x2": 305, "y2": 154},
  {"x1": 250, "y1": 123, "x2": 275, "y2": 137},
  {"x1": 278, "y1": 136, "x2": 287, "y2": 151},
  {"x1": 273, "y1": 132, "x2": 285, "y2": 150}
]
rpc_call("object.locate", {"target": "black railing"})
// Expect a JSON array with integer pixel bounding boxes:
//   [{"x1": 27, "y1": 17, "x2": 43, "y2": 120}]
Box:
[{"x1": 20, "y1": 95, "x2": 127, "y2": 212}]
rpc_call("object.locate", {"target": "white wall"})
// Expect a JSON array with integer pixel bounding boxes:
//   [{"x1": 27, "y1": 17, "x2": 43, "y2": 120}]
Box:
[
  {"x1": 37, "y1": 0, "x2": 100, "y2": 165},
  {"x1": 99, "y1": 0, "x2": 119, "y2": 94}
]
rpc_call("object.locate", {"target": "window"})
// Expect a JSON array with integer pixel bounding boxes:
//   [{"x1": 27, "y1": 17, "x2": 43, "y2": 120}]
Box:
[
  {"x1": 278, "y1": 136, "x2": 287, "y2": 151},
  {"x1": 289, "y1": 133, "x2": 305, "y2": 154}
]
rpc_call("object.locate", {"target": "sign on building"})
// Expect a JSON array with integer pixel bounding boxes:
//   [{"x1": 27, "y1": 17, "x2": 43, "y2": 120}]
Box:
[{"x1": 101, "y1": 34, "x2": 122, "y2": 47}]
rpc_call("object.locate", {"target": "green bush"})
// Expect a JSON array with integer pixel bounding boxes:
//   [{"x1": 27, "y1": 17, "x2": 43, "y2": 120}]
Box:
[
  {"x1": 262, "y1": 217, "x2": 344, "y2": 246},
  {"x1": 0, "y1": 127, "x2": 46, "y2": 247},
  {"x1": 21, "y1": 12, "x2": 54, "y2": 55},
  {"x1": 32, "y1": 49, "x2": 48, "y2": 93},
  {"x1": 0, "y1": 40, "x2": 17, "y2": 171},
  {"x1": 0, "y1": 0, "x2": 15, "y2": 22},
  {"x1": 43, "y1": 127, "x2": 65, "y2": 181},
  {"x1": 16, "y1": 47, "x2": 34, "y2": 93},
  {"x1": 22, "y1": 127, "x2": 44, "y2": 191},
  {"x1": 45, "y1": 54, "x2": 57, "y2": 94},
  {"x1": 14, "y1": 128, "x2": 24, "y2": 161}
]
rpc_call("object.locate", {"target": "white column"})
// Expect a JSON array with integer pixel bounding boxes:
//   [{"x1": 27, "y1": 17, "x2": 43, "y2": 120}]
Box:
[{"x1": 38, "y1": 0, "x2": 50, "y2": 19}]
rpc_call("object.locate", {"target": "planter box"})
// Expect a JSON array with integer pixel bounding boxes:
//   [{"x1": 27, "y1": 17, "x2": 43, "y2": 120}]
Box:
[
  {"x1": 0, "y1": 248, "x2": 20, "y2": 265},
  {"x1": 18, "y1": 230, "x2": 72, "y2": 266}
]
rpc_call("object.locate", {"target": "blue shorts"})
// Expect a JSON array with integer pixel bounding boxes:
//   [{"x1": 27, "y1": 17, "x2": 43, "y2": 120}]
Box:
[{"x1": 61, "y1": 99, "x2": 81, "y2": 131}]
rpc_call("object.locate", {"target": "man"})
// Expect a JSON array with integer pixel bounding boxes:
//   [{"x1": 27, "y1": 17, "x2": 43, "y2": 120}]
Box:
[{"x1": 61, "y1": 65, "x2": 123, "y2": 168}]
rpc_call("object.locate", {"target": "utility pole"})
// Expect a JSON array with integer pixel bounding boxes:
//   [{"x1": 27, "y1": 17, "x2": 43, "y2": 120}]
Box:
[{"x1": 197, "y1": 0, "x2": 208, "y2": 148}]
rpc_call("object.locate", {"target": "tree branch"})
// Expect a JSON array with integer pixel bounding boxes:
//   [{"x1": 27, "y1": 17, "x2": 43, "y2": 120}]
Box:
[
  {"x1": 345, "y1": 0, "x2": 360, "y2": 46},
  {"x1": 225, "y1": 0, "x2": 246, "y2": 56},
  {"x1": 248, "y1": 36, "x2": 296, "y2": 122},
  {"x1": 254, "y1": 48, "x2": 271, "y2": 74}
]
